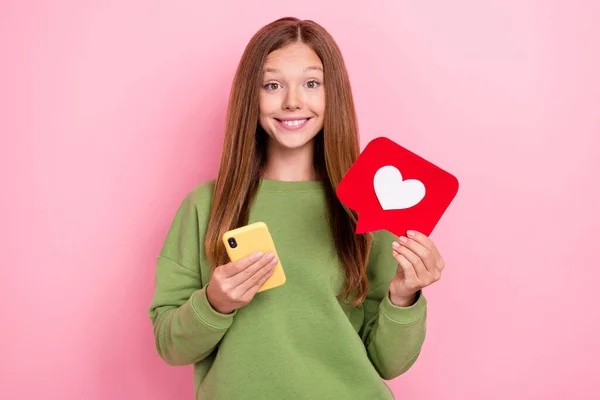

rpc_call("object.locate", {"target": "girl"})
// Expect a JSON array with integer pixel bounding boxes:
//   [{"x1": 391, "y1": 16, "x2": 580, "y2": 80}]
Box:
[{"x1": 149, "y1": 17, "x2": 445, "y2": 400}]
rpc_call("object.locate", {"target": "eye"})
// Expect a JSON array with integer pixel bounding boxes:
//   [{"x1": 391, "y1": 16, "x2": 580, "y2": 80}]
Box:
[
  {"x1": 264, "y1": 82, "x2": 281, "y2": 91},
  {"x1": 305, "y1": 80, "x2": 321, "y2": 89}
]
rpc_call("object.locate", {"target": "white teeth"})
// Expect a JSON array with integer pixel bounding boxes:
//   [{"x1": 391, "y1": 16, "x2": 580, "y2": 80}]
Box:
[{"x1": 282, "y1": 119, "x2": 307, "y2": 127}]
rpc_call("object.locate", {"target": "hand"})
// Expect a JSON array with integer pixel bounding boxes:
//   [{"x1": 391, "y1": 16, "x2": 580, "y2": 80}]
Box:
[
  {"x1": 206, "y1": 251, "x2": 278, "y2": 314},
  {"x1": 389, "y1": 230, "x2": 445, "y2": 306}
]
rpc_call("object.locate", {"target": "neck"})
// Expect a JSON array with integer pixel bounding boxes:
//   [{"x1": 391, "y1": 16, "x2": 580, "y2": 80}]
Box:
[{"x1": 262, "y1": 138, "x2": 318, "y2": 181}]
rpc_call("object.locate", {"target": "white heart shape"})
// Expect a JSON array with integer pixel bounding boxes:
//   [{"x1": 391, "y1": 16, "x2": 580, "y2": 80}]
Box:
[{"x1": 374, "y1": 165, "x2": 426, "y2": 210}]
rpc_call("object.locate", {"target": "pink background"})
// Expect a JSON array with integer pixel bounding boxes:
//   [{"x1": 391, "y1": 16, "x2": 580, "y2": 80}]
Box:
[{"x1": 1, "y1": 1, "x2": 599, "y2": 399}]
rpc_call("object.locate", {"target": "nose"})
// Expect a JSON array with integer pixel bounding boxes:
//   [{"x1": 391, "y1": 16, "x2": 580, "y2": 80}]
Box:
[{"x1": 282, "y1": 86, "x2": 303, "y2": 110}]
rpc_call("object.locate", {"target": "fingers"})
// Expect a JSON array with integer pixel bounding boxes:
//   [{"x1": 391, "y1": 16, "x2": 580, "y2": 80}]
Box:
[
  {"x1": 393, "y1": 230, "x2": 445, "y2": 286},
  {"x1": 406, "y1": 230, "x2": 444, "y2": 270},
  {"x1": 229, "y1": 252, "x2": 278, "y2": 287},
  {"x1": 240, "y1": 262, "x2": 277, "y2": 299},
  {"x1": 220, "y1": 251, "x2": 264, "y2": 277},
  {"x1": 405, "y1": 230, "x2": 431, "y2": 248},
  {"x1": 397, "y1": 235, "x2": 432, "y2": 273},
  {"x1": 393, "y1": 243, "x2": 428, "y2": 279},
  {"x1": 392, "y1": 250, "x2": 418, "y2": 283},
  {"x1": 237, "y1": 258, "x2": 277, "y2": 298},
  {"x1": 208, "y1": 252, "x2": 278, "y2": 313}
]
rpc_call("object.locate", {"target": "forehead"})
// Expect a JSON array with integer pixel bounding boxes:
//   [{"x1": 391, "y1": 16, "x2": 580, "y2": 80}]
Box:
[{"x1": 263, "y1": 42, "x2": 323, "y2": 73}]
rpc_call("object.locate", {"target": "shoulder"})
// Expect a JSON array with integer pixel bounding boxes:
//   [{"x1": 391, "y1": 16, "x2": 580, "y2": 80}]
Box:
[
  {"x1": 171, "y1": 179, "x2": 216, "y2": 222},
  {"x1": 186, "y1": 179, "x2": 216, "y2": 206}
]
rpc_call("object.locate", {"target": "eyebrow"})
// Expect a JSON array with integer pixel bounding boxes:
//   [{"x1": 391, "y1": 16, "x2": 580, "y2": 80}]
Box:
[{"x1": 263, "y1": 66, "x2": 323, "y2": 74}]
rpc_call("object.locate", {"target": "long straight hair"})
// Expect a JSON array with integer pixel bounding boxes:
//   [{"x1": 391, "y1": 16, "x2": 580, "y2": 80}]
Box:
[{"x1": 205, "y1": 17, "x2": 373, "y2": 308}]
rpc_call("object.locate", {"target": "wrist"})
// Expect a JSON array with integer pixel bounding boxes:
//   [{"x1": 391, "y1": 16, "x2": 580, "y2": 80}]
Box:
[
  {"x1": 206, "y1": 284, "x2": 234, "y2": 314},
  {"x1": 389, "y1": 291, "x2": 417, "y2": 307}
]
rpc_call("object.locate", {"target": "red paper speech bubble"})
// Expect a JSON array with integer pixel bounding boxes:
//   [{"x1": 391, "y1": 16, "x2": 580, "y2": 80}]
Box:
[{"x1": 336, "y1": 137, "x2": 459, "y2": 238}]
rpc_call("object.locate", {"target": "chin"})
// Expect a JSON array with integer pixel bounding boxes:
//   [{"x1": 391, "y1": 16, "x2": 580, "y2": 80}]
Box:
[{"x1": 269, "y1": 134, "x2": 316, "y2": 150}]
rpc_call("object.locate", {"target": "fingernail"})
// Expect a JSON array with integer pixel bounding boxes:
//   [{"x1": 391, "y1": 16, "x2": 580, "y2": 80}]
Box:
[
  {"x1": 399, "y1": 236, "x2": 408, "y2": 243},
  {"x1": 266, "y1": 252, "x2": 275, "y2": 259},
  {"x1": 407, "y1": 231, "x2": 415, "y2": 237},
  {"x1": 254, "y1": 252, "x2": 263, "y2": 257},
  {"x1": 271, "y1": 257, "x2": 278, "y2": 264},
  {"x1": 392, "y1": 241, "x2": 400, "y2": 248}
]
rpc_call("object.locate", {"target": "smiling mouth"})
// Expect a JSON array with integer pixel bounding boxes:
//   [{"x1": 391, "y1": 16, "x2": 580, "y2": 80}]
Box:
[{"x1": 275, "y1": 118, "x2": 312, "y2": 131}]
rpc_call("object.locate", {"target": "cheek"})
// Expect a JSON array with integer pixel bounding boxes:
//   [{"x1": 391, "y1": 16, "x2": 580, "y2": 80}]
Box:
[
  {"x1": 258, "y1": 96, "x2": 276, "y2": 134},
  {"x1": 316, "y1": 98, "x2": 326, "y2": 130},
  {"x1": 311, "y1": 92, "x2": 326, "y2": 115},
  {"x1": 259, "y1": 94, "x2": 280, "y2": 117}
]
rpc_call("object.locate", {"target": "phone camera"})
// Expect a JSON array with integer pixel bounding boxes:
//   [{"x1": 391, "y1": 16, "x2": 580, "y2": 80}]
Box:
[{"x1": 227, "y1": 237, "x2": 237, "y2": 248}]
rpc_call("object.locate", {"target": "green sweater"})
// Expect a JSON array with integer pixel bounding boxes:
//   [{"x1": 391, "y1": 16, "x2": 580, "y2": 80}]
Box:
[{"x1": 148, "y1": 179, "x2": 427, "y2": 400}]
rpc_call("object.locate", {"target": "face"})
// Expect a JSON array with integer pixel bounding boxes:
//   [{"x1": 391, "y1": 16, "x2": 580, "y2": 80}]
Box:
[{"x1": 258, "y1": 42, "x2": 326, "y2": 151}]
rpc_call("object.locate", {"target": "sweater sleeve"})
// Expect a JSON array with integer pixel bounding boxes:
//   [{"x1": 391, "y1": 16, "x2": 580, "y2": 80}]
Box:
[
  {"x1": 148, "y1": 190, "x2": 237, "y2": 366},
  {"x1": 359, "y1": 230, "x2": 428, "y2": 380}
]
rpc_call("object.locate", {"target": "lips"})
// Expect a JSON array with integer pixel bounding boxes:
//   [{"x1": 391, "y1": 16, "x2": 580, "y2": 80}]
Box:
[{"x1": 275, "y1": 117, "x2": 312, "y2": 131}]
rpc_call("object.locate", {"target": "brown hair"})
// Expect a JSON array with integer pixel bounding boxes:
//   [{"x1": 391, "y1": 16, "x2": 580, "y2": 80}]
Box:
[{"x1": 205, "y1": 17, "x2": 373, "y2": 308}]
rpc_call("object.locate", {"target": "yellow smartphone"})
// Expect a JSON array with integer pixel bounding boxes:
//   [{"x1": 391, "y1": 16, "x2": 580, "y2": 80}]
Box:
[{"x1": 222, "y1": 221, "x2": 286, "y2": 292}]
